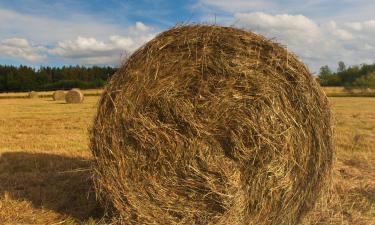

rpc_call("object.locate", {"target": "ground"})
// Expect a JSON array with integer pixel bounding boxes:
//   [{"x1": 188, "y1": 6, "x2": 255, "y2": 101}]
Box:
[{"x1": 0, "y1": 95, "x2": 374, "y2": 224}]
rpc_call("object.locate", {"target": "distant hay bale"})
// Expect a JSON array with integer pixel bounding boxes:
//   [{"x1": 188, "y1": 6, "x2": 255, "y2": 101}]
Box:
[
  {"x1": 52, "y1": 90, "x2": 66, "y2": 101},
  {"x1": 65, "y1": 89, "x2": 84, "y2": 103},
  {"x1": 90, "y1": 25, "x2": 333, "y2": 225},
  {"x1": 28, "y1": 91, "x2": 39, "y2": 98},
  {"x1": 364, "y1": 87, "x2": 372, "y2": 93}
]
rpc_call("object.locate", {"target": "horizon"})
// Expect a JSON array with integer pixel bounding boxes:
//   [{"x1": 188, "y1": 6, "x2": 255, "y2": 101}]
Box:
[{"x1": 1, "y1": 0, "x2": 375, "y2": 73}]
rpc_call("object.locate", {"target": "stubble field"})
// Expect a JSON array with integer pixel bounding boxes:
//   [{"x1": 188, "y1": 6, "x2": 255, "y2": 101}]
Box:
[{"x1": 0, "y1": 95, "x2": 374, "y2": 224}]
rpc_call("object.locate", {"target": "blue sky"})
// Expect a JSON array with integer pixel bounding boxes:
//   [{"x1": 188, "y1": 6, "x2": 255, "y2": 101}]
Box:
[{"x1": 1, "y1": 0, "x2": 375, "y2": 73}]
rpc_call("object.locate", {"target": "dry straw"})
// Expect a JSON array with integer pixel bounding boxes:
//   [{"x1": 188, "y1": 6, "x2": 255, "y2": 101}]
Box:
[
  {"x1": 52, "y1": 90, "x2": 66, "y2": 101},
  {"x1": 65, "y1": 89, "x2": 84, "y2": 103},
  {"x1": 28, "y1": 91, "x2": 39, "y2": 98},
  {"x1": 90, "y1": 25, "x2": 333, "y2": 225}
]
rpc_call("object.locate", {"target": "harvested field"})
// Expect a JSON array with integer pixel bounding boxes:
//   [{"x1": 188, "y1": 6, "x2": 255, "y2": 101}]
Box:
[
  {"x1": 0, "y1": 89, "x2": 102, "y2": 99},
  {"x1": 0, "y1": 96, "x2": 374, "y2": 224},
  {"x1": 28, "y1": 91, "x2": 39, "y2": 98},
  {"x1": 0, "y1": 87, "x2": 372, "y2": 99},
  {"x1": 322, "y1": 87, "x2": 375, "y2": 97}
]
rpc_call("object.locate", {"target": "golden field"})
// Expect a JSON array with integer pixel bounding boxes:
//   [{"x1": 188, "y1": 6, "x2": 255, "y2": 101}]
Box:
[
  {"x1": 0, "y1": 89, "x2": 103, "y2": 99},
  {"x1": 0, "y1": 94, "x2": 374, "y2": 224}
]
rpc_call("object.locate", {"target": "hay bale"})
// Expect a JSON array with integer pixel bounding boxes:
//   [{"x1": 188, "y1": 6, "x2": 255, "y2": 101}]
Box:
[
  {"x1": 65, "y1": 89, "x2": 84, "y2": 103},
  {"x1": 28, "y1": 91, "x2": 39, "y2": 98},
  {"x1": 90, "y1": 25, "x2": 333, "y2": 224},
  {"x1": 52, "y1": 90, "x2": 66, "y2": 101}
]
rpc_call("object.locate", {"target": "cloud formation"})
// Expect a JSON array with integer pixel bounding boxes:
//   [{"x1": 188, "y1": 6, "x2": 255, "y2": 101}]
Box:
[
  {"x1": 49, "y1": 35, "x2": 147, "y2": 64},
  {"x1": 196, "y1": 0, "x2": 375, "y2": 72},
  {"x1": 0, "y1": 38, "x2": 46, "y2": 62},
  {"x1": 1, "y1": 1, "x2": 375, "y2": 71},
  {"x1": 223, "y1": 12, "x2": 373, "y2": 72},
  {"x1": 0, "y1": 8, "x2": 124, "y2": 43},
  {"x1": 0, "y1": 11, "x2": 156, "y2": 65},
  {"x1": 47, "y1": 22, "x2": 155, "y2": 65},
  {"x1": 0, "y1": 7, "x2": 157, "y2": 65}
]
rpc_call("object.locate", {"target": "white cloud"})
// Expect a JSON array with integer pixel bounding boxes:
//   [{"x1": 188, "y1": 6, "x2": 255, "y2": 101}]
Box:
[
  {"x1": 109, "y1": 36, "x2": 134, "y2": 49},
  {"x1": 345, "y1": 22, "x2": 363, "y2": 31},
  {"x1": 48, "y1": 30, "x2": 155, "y2": 65},
  {"x1": 0, "y1": 7, "x2": 157, "y2": 65},
  {"x1": 236, "y1": 13, "x2": 317, "y2": 31},
  {"x1": 325, "y1": 21, "x2": 353, "y2": 41},
  {"x1": 235, "y1": 12, "x2": 321, "y2": 42},
  {"x1": 135, "y1": 22, "x2": 150, "y2": 32},
  {"x1": 196, "y1": 0, "x2": 375, "y2": 22},
  {"x1": 51, "y1": 37, "x2": 111, "y2": 56},
  {"x1": 194, "y1": 0, "x2": 375, "y2": 71},
  {"x1": 0, "y1": 38, "x2": 46, "y2": 62},
  {"x1": 345, "y1": 20, "x2": 375, "y2": 32},
  {"x1": 1, "y1": 38, "x2": 29, "y2": 48},
  {"x1": 221, "y1": 12, "x2": 374, "y2": 72},
  {"x1": 1, "y1": 1, "x2": 375, "y2": 72},
  {"x1": 0, "y1": 8, "x2": 148, "y2": 43}
]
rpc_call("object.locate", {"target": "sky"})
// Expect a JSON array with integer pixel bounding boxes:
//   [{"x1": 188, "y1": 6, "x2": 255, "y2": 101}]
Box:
[{"x1": 1, "y1": 0, "x2": 375, "y2": 73}]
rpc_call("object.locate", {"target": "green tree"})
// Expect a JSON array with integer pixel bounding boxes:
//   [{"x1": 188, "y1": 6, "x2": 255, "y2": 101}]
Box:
[
  {"x1": 318, "y1": 65, "x2": 340, "y2": 86},
  {"x1": 0, "y1": 65, "x2": 117, "y2": 93},
  {"x1": 352, "y1": 71, "x2": 375, "y2": 89},
  {"x1": 337, "y1": 61, "x2": 346, "y2": 73}
]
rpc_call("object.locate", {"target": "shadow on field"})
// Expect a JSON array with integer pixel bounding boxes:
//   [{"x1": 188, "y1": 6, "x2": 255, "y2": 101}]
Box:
[{"x1": 0, "y1": 152, "x2": 104, "y2": 221}]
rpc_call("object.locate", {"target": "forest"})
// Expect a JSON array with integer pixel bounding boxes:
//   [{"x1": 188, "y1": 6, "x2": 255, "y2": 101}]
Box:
[
  {"x1": 317, "y1": 61, "x2": 375, "y2": 89},
  {"x1": 0, "y1": 61, "x2": 375, "y2": 92},
  {"x1": 0, "y1": 65, "x2": 116, "y2": 92}
]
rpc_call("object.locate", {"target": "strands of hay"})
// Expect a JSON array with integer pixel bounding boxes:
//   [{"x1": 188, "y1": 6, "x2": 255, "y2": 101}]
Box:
[
  {"x1": 28, "y1": 91, "x2": 39, "y2": 98},
  {"x1": 90, "y1": 25, "x2": 333, "y2": 225},
  {"x1": 65, "y1": 89, "x2": 84, "y2": 104},
  {"x1": 52, "y1": 90, "x2": 66, "y2": 101}
]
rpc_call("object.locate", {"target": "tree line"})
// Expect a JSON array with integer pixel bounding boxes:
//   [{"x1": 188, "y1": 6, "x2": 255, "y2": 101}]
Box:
[
  {"x1": 1, "y1": 62, "x2": 375, "y2": 92},
  {"x1": 318, "y1": 61, "x2": 375, "y2": 89},
  {"x1": 0, "y1": 65, "x2": 117, "y2": 92}
]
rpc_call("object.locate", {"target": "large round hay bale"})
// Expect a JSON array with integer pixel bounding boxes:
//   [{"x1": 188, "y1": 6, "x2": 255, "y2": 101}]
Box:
[
  {"x1": 65, "y1": 89, "x2": 84, "y2": 103},
  {"x1": 28, "y1": 91, "x2": 39, "y2": 98},
  {"x1": 52, "y1": 90, "x2": 66, "y2": 101},
  {"x1": 90, "y1": 25, "x2": 333, "y2": 224}
]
